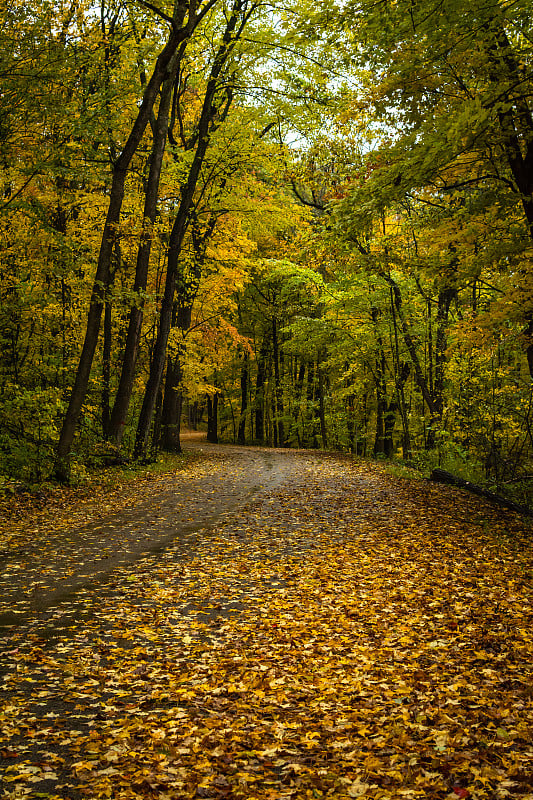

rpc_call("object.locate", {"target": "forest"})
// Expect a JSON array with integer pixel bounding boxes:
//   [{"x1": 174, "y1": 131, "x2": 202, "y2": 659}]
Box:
[{"x1": 1, "y1": 0, "x2": 532, "y2": 504}]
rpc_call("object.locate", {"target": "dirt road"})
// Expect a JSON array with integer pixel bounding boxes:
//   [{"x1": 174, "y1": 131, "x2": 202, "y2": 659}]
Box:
[
  {"x1": 0, "y1": 439, "x2": 305, "y2": 630},
  {"x1": 1, "y1": 441, "x2": 531, "y2": 800}
]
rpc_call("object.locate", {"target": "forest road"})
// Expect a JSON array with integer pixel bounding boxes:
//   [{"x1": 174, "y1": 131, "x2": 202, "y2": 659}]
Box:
[
  {"x1": 1, "y1": 439, "x2": 531, "y2": 800},
  {"x1": 0, "y1": 437, "x2": 308, "y2": 633},
  {"x1": 0, "y1": 436, "x2": 510, "y2": 645}
]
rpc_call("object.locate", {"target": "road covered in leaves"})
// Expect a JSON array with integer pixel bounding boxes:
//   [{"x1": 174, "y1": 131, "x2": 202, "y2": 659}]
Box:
[{"x1": 1, "y1": 443, "x2": 532, "y2": 800}]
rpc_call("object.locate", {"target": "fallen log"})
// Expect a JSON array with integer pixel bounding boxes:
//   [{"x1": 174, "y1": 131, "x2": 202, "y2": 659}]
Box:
[{"x1": 430, "y1": 468, "x2": 533, "y2": 518}]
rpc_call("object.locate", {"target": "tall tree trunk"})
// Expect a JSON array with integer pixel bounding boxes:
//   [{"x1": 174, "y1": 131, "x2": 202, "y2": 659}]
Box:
[
  {"x1": 386, "y1": 273, "x2": 451, "y2": 451},
  {"x1": 373, "y1": 395, "x2": 385, "y2": 456},
  {"x1": 54, "y1": 0, "x2": 194, "y2": 480},
  {"x1": 161, "y1": 355, "x2": 183, "y2": 451},
  {"x1": 271, "y1": 394, "x2": 278, "y2": 447},
  {"x1": 346, "y1": 391, "x2": 362, "y2": 454},
  {"x1": 306, "y1": 360, "x2": 318, "y2": 448},
  {"x1": 433, "y1": 291, "x2": 450, "y2": 412},
  {"x1": 160, "y1": 207, "x2": 217, "y2": 450},
  {"x1": 150, "y1": 382, "x2": 164, "y2": 461},
  {"x1": 107, "y1": 55, "x2": 180, "y2": 445},
  {"x1": 384, "y1": 274, "x2": 437, "y2": 415},
  {"x1": 134, "y1": 3, "x2": 243, "y2": 459},
  {"x1": 293, "y1": 359, "x2": 306, "y2": 447},
  {"x1": 133, "y1": 151, "x2": 208, "y2": 458},
  {"x1": 427, "y1": 298, "x2": 433, "y2": 399},
  {"x1": 371, "y1": 307, "x2": 387, "y2": 456},
  {"x1": 188, "y1": 400, "x2": 198, "y2": 430},
  {"x1": 160, "y1": 304, "x2": 193, "y2": 451},
  {"x1": 427, "y1": 285, "x2": 454, "y2": 448},
  {"x1": 389, "y1": 287, "x2": 411, "y2": 459},
  {"x1": 318, "y1": 362, "x2": 328, "y2": 449},
  {"x1": 207, "y1": 393, "x2": 219, "y2": 443},
  {"x1": 485, "y1": 20, "x2": 533, "y2": 376},
  {"x1": 398, "y1": 363, "x2": 411, "y2": 459},
  {"x1": 254, "y1": 337, "x2": 268, "y2": 443},
  {"x1": 237, "y1": 351, "x2": 248, "y2": 445},
  {"x1": 102, "y1": 298, "x2": 112, "y2": 438},
  {"x1": 383, "y1": 402, "x2": 397, "y2": 458},
  {"x1": 272, "y1": 316, "x2": 284, "y2": 447}
]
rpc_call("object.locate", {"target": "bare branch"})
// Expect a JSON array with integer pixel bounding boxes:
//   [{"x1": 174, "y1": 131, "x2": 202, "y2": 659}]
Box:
[{"x1": 134, "y1": 0, "x2": 176, "y2": 27}]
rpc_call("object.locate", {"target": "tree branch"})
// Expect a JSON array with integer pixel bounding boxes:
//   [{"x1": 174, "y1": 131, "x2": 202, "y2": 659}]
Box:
[{"x1": 134, "y1": 0, "x2": 176, "y2": 27}]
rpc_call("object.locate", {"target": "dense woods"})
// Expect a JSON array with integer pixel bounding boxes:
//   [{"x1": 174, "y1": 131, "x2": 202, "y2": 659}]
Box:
[{"x1": 1, "y1": 0, "x2": 532, "y2": 505}]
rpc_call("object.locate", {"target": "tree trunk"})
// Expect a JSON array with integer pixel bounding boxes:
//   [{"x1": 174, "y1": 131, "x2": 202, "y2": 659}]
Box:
[
  {"x1": 150, "y1": 382, "x2": 164, "y2": 461},
  {"x1": 271, "y1": 393, "x2": 278, "y2": 447},
  {"x1": 306, "y1": 360, "x2": 318, "y2": 448},
  {"x1": 188, "y1": 400, "x2": 198, "y2": 430},
  {"x1": 427, "y1": 285, "x2": 454, "y2": 448},
  {"x1": 207, "y1": 393, "x2": 219, "y2": 443},
  {"x1": 485, "y1": 21, "x2": 533, "y2": 377},
  {"x1": 397, "y1": 362, "x2": 411, "y2": 459},
  {"x1": 102, "y1": 297, "x2": 112, "y2": 438},
  {"x1": 346, "y1": 390, "x2": 356, "y2": 454},
  {"x1": 293, "y1": 359, "x2": 306, "y2": 447},
  {"x1": 160, "y1": 303, "x2": 193, "y2": 452},
  {"x1": 317, "y1": 362, "x2": 328, "y2": 449},
  {"x1": 107, "y1": 56, "x2": 180, "y2": 445},
  {"x1": 383, "y1": 402, "x2": 397, "y2": 457},
  {"x1": 371, "y1": 306, "x2": 387, "y2": 456},
  {"x1": 54, "y1": 1, "x2": 193, "y2": 480},
  {"x1": 374, "y1": 396, "x2": 385, "y2": 456},
  {"x1": 389, "y1": 287, "x2": 411, "y2": 458},
  {"x1": 383, "y1": 274, "x2": 436, "y2": 417},
  {"x1": 272, "y1": 316, "x2": 284, "y2": 447},
  {"x1": 134, "y1": 5, "x2": 242, "y2": 459},
  {"x1": 237, "y1": 351, "x2": 248, "y2": 445},
  {"x1": 160, "y1": 354, "x2": 183, "y2": 451},
  {"x1": 254, "y1": 338, "x2": 268, "y2": 443}
]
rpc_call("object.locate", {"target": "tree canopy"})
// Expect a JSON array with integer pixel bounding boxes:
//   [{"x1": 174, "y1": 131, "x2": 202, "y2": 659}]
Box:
[{"x1": 1, "y1": 0, "x2": 532, "y2": 505}]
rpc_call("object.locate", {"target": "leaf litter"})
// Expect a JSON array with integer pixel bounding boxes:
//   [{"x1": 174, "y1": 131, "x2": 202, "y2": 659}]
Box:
[{"x1": 0, "y1": 448, "x2": 532, "y2": 800}]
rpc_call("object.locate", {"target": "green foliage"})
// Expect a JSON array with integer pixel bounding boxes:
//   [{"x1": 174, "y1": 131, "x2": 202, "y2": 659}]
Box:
[
  {"x1": 0, "y1": 0, "x2": 532, "y2": 508},
  {"x1": 0, "y1": 386, "x2": 62, "y2": 482}
]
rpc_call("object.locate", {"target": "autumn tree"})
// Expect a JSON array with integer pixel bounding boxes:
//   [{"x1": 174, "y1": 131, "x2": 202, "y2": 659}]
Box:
[
  {"x1": 0, "y1": 0, "x2": 142, "y2": 480},
  {"x1": 335, "y1": 0, "x2": 533, "y2": 372},
  {"x1": 53, "y1": 0, "x2": 220, "y2": 480}
]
